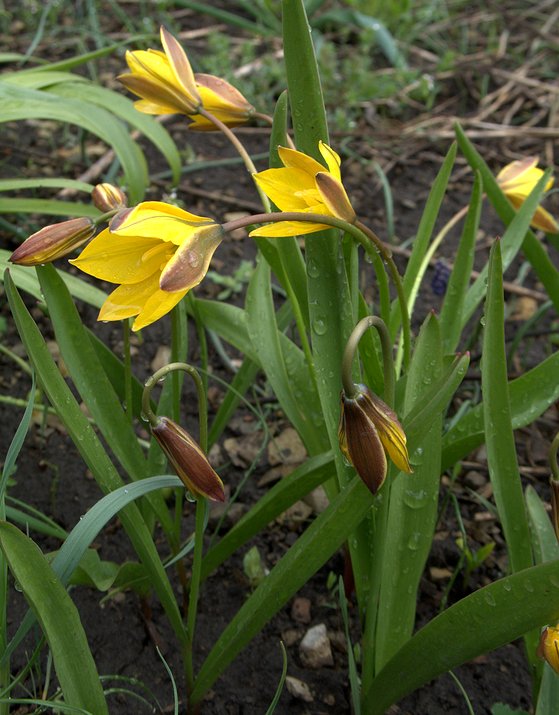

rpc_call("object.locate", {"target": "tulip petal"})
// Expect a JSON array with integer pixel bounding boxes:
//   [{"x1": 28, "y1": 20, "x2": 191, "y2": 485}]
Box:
[
  {"x1": 71, "y1": 229, "x2": 171, "y2": 284},
  {"x1": 250, "y1": 220, "x2": 329, "y2": 237},
  {"x1": 506, "y1": 193, "x2": 559, "y2": 233},
  {"x1": 113, "y1": 201, "x2": 214, "y2": 244},
  {"x1": 253, "y1": 167, "x2": 317, "y2": 211},
  {"x1": 277, "y1": 146, "x2": 327, "y2": 176},
  {"x1": 160, "y1": 26, "x2": 200, "y2": 105},
  {"x1": 160, "y1": 225, "x2": 223, "y2": 292},
  {"x1": 319, "y1": 141, "x2": 342, "y2": 180}
]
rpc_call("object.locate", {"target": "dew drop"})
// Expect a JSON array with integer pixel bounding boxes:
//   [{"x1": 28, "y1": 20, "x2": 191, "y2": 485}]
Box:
[{"x1": 312, "y1": 318, "x2": 327, "y2": 335}]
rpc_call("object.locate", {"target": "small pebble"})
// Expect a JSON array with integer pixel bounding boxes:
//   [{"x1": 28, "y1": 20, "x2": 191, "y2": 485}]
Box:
[{"x1": 299, "y1": 623, "x2": 334, "y2": 668}]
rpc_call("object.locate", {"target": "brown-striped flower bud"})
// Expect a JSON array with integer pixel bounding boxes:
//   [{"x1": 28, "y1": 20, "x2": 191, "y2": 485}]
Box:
[
  {"x1": 537, "y1": 625, "x2": 559, "y2": 674},
  {"x1": 91, "y1": 183, "x2": 127, "y2": 212},
  {"x1": 338, "y1": 384, "x2": 412, "y2": 495},
  {"x1": 152, "y1": 416, "x2": 225, "y2": 502},
  {"x1": 9, "y1": 217, "x2": 95, "y2": 266}
]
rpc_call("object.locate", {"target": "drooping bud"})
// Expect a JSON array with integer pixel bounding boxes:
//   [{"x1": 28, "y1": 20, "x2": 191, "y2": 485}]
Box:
[
  {"x1": 9, "y1": 217, "x2": 95, "y2": 266},
  {"x1": 538, "y1": 625, "x2": 559, "y2": 674},
  {"x1": 152, "y1": 416, "x2": 225, "y2": 502},
  {"x1": 338, "y1": 384, "x2": 412, "y2": 495},
  {"x1": 91, "y1": 183, "x2": 127, "y2": 212}
]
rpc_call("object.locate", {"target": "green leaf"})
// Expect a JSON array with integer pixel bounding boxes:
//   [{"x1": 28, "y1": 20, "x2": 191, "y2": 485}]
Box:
[
  {"x1": 4, "y1": 271, "x2": 185, "y2": 646},
  {"x1": 462, "y1": 169, "x2": 551, "y2": 326},
  {"x1": 0, "y1": 198, "x2": 99, "y2": 217},
  {"x1": 439, "y1": 171, "x2": 482, "y2": 353},
  {"x1": 245, "y1": 257, "x2": 323, "y2": 454},
  {"x1": 0, "y1": 251, "x2": 107, "y2": 308},
  {"x1": 0, "y1": 178, "x2": 92, "y2": 193},
  {"x1": 455, "y1": 123, "x2": 559, "y2": 313},
  {"x1": 363, "y1": 560, "x2": 559, "y2": 714},
  {"x1": 441, "y1": 350, "x2": 559, "y2": 471},
  {"x1": 482, "y1": 240, "x2": 533, "y2": 575},
  {"x1": 202, "y1": 452, "x2": 334, "y2": 578},
  {"x1": 375, "y1": 313, "x2": 443, "y2": 670},
  {"x1": 191, "y1": 478, "x2": 373, "y2": 705},
  {"x1": 0, "y1": 81, "x2": 148, "y2": 202},
  {"x1": 48, "y1": 83, "x2": 181, "y2": 186},
  {"x1": 391, "y1": 143, "x2": 457, "y2": 336},
  {"x1": 526, "y1": 486, "x2": 559, "y2": 565},
  {"x1": 0, "y1": 522, "x2": 108, "y2": 714}
]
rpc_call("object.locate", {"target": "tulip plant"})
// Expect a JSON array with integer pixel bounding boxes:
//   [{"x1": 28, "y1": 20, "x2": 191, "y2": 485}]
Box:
[{"x1": 2, "y1": 1, "x2": 559, "y2": 713}]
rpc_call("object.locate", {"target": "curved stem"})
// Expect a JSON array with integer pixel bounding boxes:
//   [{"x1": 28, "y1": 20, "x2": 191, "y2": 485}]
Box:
[
  {"x1": 355, "y1": 220, "x2": 411, "y2": 371},
  {"x1": 222, "y1": 211, "x2": 410, "y2": 368},
  {"x1": 198, "y1": 108, "x2": 271, "y2": 212},
  {"x1": 341, "y1": 316, "x2": 395, "y2": 407},
  {"x1": 142, "y1": 362, "x2": 207, "y2": 450}
]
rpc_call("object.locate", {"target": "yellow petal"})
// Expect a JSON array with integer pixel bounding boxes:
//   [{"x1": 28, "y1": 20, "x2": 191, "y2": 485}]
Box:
[
  {"x1": 277, "y1": 145, "x2": 326, "y2": 176},
  {"x1": 253, "y1": 168, "x2": 317, "y2": 212},
  {"x1": 496, "y1": 157, "x2": 538, "y2": 191},
  {"x1": 318, "y1": 141, "x2": 342, "y2": 180},
  {"x1": 113, "y1": 201, "x2": 214, "y2": 245},
  {"x1": 133, "y1": 98, "x2": 181, "y2": 115},
  {"x1": 506, "y1": 194, "x2": 559, "y2": 233},
  {"x1": 125, "y1": 49, "x2": 176, "y2": 86},
  {"x1": 71, "y1": 229, "x2": 169, "y2": 284},
  {"x1": 97, "y1": 272, "x2": 186, "y2": 329},
  {"x1": 160, "y1": 26, "x2": 200, "y2": 106},
  {"x1": 119, "y1": 74, "x2": 193, "y2": 115}
]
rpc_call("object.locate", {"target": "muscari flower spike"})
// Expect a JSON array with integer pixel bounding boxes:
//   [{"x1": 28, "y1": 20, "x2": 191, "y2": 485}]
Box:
[
  {"x1": 71, "y1": 201, "x2": 223, "y2": 330},
  {"x1": 338, "y1": 384, "x2": 412, "y2": 495},
  {"x1": 250, "y1": 141, "x2": 356, "y2": 237},
  {"x1": 152, "y1": 416, "x2": 225, "y2": 502},
  {"x1": 119, "y1": 26, "x2": 254, "y2": 130},
  {"x1": 497, "y1": 156, "x2": 558, "y2": 233}
]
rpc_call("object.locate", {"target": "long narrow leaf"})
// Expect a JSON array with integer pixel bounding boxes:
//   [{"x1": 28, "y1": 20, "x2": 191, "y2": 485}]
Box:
[
  {"x1": 201, "y1": 452, "x2": 334, "y2": 578},
  {"x1": 455, "y1": 123, "x2": 559, "y2": 313},
  {"x1": 441, "y1": 350, "x2": 559, "y2": 470},
  {"x1": 363, "y1": 559, "x2": 559, "y2": 714},
  {"x1": 0, "y1": 523, "x2": 108, "y2": 714},
  {"x1": 4, "y1": 271, "x2": 185, "y2": 645}
]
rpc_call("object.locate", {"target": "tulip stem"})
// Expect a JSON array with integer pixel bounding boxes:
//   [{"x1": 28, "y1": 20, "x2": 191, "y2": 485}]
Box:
[
  {"x1": 222, "y1": 210, "x2": 411, "y2": 370},
  {"x1": 142, "y1": 362, "x2": 207, "y2": 451},
  {"x1": 341, "y1": 316, "x2": 395, "y2": 407},
  {"x1": 122, "y1": 318, "x2": 133, "y2": 424},
  {"x1": 199, "y1": 108, "x2": 272, "y2": 212}
]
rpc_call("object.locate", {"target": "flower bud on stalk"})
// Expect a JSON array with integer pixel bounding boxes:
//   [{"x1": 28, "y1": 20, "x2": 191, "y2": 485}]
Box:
[
  {"x1": 91, "y1": 183, "x2": 127, "y2": 212},
  {"x1": 538, "y1": 625, "x2": 559, "y2": 674},
  {"x1": 339, "y1": 384, "x2": 411, "y2": 495},
  {"x1": 9, "y1": 217, "x2": 95, "y2": 266},
  {"x1": 152, "y1": 416, "x2": 225, "y2": 502}
]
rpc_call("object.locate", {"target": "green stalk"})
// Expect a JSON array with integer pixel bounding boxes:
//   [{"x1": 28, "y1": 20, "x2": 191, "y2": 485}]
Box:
[
  {"x1": 122, "y1": 318, "x2": 133, "y2": 424},
  {"x1": 222, "y1": 211, "x2": 409, "y2": 365},
  {"x1": 198, "y1": 108, "x2": 271, "y2": 212},
  {"x1": 142, "y1": 362, "x2": 209, "y2": 699}
]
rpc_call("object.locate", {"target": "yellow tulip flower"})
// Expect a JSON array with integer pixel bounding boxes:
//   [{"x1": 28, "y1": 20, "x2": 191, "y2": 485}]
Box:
[
  {"x1": 250, "y1": 141, "x2": 356, "y2": 237},
  {"x1": 71, "y1": 201, "x2": 222, "y2": 331},
  {"x1": 497, "y1": 156, "x2": 558, "y2": 233},
  {"x1": 119, "y1": 27, "x2": 254, "y2": 130}
]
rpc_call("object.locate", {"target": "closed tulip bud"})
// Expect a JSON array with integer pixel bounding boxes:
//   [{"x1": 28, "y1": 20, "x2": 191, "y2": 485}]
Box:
[
  {"x1": 152, "y1": 416, "x2": 225, "y2": 502},
  {"x1": 537, "y1": 625, "x2": 559, "y2": 674},
  {"x1": 315, "y1": 171, "x2": 356, "y2": 224},
  {"x1": 338, "y1": 384, "x2": 412, "y2": 495},
  {"x1": 91, "y1": 183, "x2": 127, "y2": 212},
  {"x1": 9, "y1": 217, "x2": 95, "y2": 266}
]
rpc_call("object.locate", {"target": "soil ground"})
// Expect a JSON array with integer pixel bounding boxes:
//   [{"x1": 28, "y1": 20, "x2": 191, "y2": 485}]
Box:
[{"x1": 1, "y1": 2, "x2": 559, "y2": 714}]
